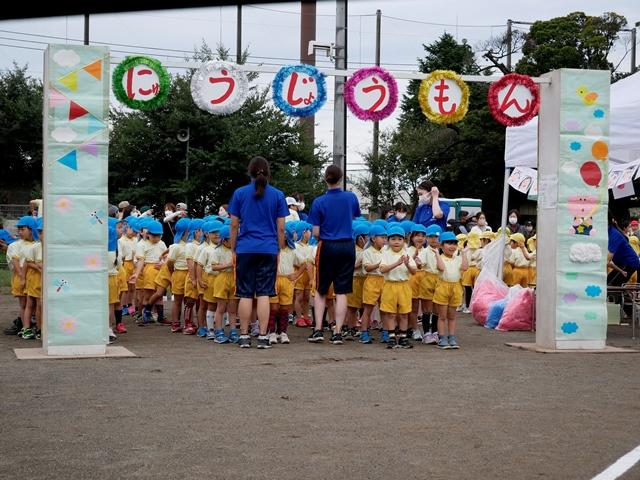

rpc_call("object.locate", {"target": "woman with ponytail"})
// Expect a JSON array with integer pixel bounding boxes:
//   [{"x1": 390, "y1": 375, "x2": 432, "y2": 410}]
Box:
[{"x1": 228, "y1": 156, "x2": 289, "y2": 349}]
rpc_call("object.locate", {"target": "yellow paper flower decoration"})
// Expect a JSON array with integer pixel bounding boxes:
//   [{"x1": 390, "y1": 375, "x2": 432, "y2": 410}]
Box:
[{"x1": 418, "y1": 70, "x2": 470, "y2": 124}]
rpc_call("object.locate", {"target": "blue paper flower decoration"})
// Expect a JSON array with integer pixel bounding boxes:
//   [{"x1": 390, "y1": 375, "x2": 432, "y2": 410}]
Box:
[
  {"x1": 272, "y1": 64, "x2": 327, "y2": 118},
  {"x1": 593, "y1": 108, "x2": 605, "y2": 118},
  {"x1": 561, "y1": 322, "x2": 579, "y2": 334},
  {"x1": 585, "y1": 285, "x2": 602, "y2": 297},
  {"x1": 570, "y1": 141, "x2": 582, "y2": 151}
]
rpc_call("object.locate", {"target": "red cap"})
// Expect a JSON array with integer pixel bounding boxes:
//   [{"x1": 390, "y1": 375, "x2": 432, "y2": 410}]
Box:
[{"x1": 631, "y1": 220, "x2": 639, "y2": 226}]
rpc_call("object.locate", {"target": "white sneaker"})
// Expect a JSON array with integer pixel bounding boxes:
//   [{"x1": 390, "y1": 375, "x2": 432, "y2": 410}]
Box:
[
  {"x1": 422, "y1": 332, "x2": 438, "y2": 345},
  {"x1": 280, "y1": 332, "x2": 290, "y2": 344},
  {"x1": 456, "y1": 306, "x2": 463, "y2": 312},
  {"x1": 412, "y1": 329, "x2": 423, "y2": 341},
  {"x1": 462, "y1": 307, "x2": 471, "y2": 314},
  {"x1": 268, "y1": 332, "x2": 278, "y2": 345},
  {"x1": 108, "y1": 328, "x2": 116, "y2": 344}
]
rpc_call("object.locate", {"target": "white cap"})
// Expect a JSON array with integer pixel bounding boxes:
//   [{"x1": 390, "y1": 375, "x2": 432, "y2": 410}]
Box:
[
  {"x1": 285, "y1": 197, "x2": 297, "y2": 206},
  {"x1": 176, "y1": 202, "x2": 187, "y2": 210}
]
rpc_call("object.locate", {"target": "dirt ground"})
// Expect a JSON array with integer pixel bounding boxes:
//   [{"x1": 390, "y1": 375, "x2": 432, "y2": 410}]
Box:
[{"x1": 1, "y1": 294, "x2": 639, "y2": 480}]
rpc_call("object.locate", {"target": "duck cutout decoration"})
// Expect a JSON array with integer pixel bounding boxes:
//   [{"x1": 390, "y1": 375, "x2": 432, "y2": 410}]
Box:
[{"x1": 576, "y1": 86, "x2": 598, "y2": 105}]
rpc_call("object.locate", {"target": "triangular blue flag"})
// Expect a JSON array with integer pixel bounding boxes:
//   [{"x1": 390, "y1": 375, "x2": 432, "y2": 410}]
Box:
[
  {"x1": 57, "y1": 150, "x2": 78, "y2": 171},
  {"x1": 87, "y1": 114, "x2": 105, "y2": 134}
]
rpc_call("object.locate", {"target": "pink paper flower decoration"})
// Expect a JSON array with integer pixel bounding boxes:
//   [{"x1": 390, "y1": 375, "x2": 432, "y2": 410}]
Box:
[{"x1": 344, "y1": 66, "x2": 398, "y2": 121}]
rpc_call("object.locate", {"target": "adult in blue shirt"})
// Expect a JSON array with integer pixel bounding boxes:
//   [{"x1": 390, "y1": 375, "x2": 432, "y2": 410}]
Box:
[
  {"x1": 412, "y1": 180, "x2": 450, "y2": 231},
  {"x1": 229, "y1": 156, "x2": 289, "y2": 349},
  {"x1": 608, "y1": 213, "x2": 640, "y2": 286},
  {"x1": 307, "y1": 165, "x2": 361, "y2": 344}
]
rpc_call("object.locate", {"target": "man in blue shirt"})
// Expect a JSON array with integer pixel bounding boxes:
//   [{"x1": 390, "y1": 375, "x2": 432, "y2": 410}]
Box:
[
  {"x1": 307, "y1": 165, "x2": 361, "y2": 345},
  {"x1": 413, "y1": 180, "x2": 450, "y2": 231},
  {"x1": 228, "y1": 156, "x2": 289, "y2": 349}
]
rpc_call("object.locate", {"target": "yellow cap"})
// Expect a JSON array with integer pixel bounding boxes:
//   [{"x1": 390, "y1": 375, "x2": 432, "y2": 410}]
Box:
[
  {"x1": 510, "y1": 233, "x2": 526, "y2": 245},
  {"x1": 480, "y1": 231, "x2": 494, "y2": 241},
  {"x1": 456, "y1": 233, "x2": 467, "y2": 249},
  {"x1": 527, "y1": 236, "x2": 537, "y2": 251},
  {"x1": 467, "y1": 232, "x2": 481, "y2": 249}
]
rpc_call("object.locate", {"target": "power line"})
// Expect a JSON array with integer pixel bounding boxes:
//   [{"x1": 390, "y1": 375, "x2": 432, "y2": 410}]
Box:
[
  {"x1": 245, "y1": 5, "x2": 375, "y2": 18},
  {"x1": 382, "y1": 14, "x2": 505, "y2": 28}
]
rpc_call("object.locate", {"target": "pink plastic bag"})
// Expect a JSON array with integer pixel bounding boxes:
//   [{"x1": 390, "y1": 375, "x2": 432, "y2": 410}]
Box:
[
  {"x1": 470, "y1": 277, "x2": 509, "y2": 326},
  {"x1": 496, "y1": 288, "x2": 534, "y2": 331}
]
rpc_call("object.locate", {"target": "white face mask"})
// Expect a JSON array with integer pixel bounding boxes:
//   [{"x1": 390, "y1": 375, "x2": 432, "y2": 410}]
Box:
[
  {"x1": 509, "y1": 216, "x2": 518, "y2": 225},
  {"x1": 419, "y1": 193, "x2": 431, "y2": 205},
  {"x1": 165, "y1": 210, "x2": 173, "y2": 217},
  {"x1": 396, "y1": 212, "x2": 407, "y2": 220},
  {"x1": 298, "y1": 202, "x2": 305, "y2": 211},
  {"x1": 218, "y1": 208, "x2": 228, "y2": 218}
]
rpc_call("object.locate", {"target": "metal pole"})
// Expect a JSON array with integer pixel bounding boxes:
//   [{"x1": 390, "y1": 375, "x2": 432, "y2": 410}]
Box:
[
  {"x1": 631, "y1": 27, "x2": 637, "y2": 73},
  {"x1": 333, "y1": 0, "x2": 348, "y2": 189},
  {"x1": 506, "y1": 19, "x2": 512, "y2": 71},
  {"x1": 236, "y1": 4, "x2": 242, "y2": 64},
  {"x1": 498, "y1": 167, "x2": 511, "y2": 279},
  {"x1": 83, "y1": 14, "x2": 89, "y2": 45},
  {"x1": 372, "y1": 9, "x2": 381, "y2": 165}
]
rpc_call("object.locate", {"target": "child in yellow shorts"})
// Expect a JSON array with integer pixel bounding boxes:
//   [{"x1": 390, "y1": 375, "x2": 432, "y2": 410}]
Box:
[
  {"x1": 433, "y1": 231, "x2": 468, "y2": 350},
  {"x1": 379, "y1": 226, "x2": 417, "y2": 348},
  {"x1": 346, "y1": 222, "x2": 370, "y2": 339},
  {"x1": 508, "y1": 233, "x2": 531, "y2": 288},
  {"x1": 108, "y1": 220, "x2": 123, "y2": 342},
  {"x1": 460, "y1": 232, "x2": 482, "y2": 314},
  {"x1": 118, "y1": 218, "x2": 138, "y2": 318},
  {"x1": 293, "y1": 222, "x2": 314, "y2": 327},
  {"x1": 407, "y1": 224, "x2": 427, "y2": 341},
  {"x1": 18, "y1": 217, "x2": 40, "y2": 340},
  {"x1": 7, "y1": 217, "x2": 31, "y2": 333},
  {"x1": 196, "y1": 221, "x2": 222, "y2": 336},
  {"x1": 358, "y1": 225, "x2": 387, "y2": 344},
  {"x1": 209, "y1": 225, "x2": 239, "y2": 344},
  {"x1": 182, "y1": 219, "x2": 204, "y2": 334},
  {"x1": 419, "y1": 225, "x2": 442, "y2": 344}
]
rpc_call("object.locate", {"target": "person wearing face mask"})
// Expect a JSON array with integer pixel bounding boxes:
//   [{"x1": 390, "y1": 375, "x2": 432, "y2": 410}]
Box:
[
  {"x1": 470, "y1": 211, "x2": 492, "y2": 235},
  {"x1": 387, "y1": 202, "x2": 409, "y2": 223},
  {"x1": 285, "y1": 197, "x2": 301, "y2": 222},
  {"x1": 412, "y1": 180, "x2": 450, "y2": 231},
  {"x1": 218, "y1": 204, "x2": 229, "y2": 219},
  {"x1": 292, "y1": 193, "x2": 308, "y2": 221},
  {"x1": 523, "y1": 220, "x2": 536, "y2": 240},
  {"x1": 163, "y1": 202, "x2": 188, "y2": 245},
  {"x1": 506, "y1": 209, "x2": 526, "y2": 236}
]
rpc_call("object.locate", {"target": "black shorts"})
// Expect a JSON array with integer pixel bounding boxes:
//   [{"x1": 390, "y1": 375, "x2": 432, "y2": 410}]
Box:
[
  {"x1": 235, "y1": 253, "x2": 277, "y2": 298},
  {"x1": 316, "y1": 239, "x2": 356, "y2": 296}
]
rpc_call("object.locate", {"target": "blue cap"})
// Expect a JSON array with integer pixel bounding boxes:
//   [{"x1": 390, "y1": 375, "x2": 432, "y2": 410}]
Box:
[
  {"x1": 411, "y1": 224, "x2": 427, "y2": 234},
  {"x1": 36, "y1": 217, "x2": 43, "y2": 231},
  {"x1": 387, "y1": 226, "x2": 405, "y2": 238},
  {"x1": 108, "y1": 226, "x2": 118, "y2": 252},
  {"x1": 285, "y1": 221, "x2": 298, "y2": 235},
  {"x1": 296, "y1": 221, "x2": 312, "y2": 240},
  {"x1": 174, "y1": 217, "x2": 190, "y2": 244},
  {"x1": 369, "y1": 225, "x2": 388, "y2": 238},
  {"x1": 205, "y1": 220, "x2": 223, "y2": 233},
  {"x1": 16, "y1": 216, "x2": 32, "y2": 228},
  {"x1": 18, "y1": 216, "x2": 39, "y2": 241},
  {"x1": 373, "y1": 219, "x2": 388, "y2": 229},
  {"x1": 439, "y1": 231, "x2": 457, "y2": 243},
  {"x1": 399, "y1": 220, "x2": 415, "y2": 235},
  {"x1": 127, "y1": 217, "x2": 140, "y2": 233},
  {"x1": 138, "y1": 217, "x2": 153, "y2": 231},
  {"x1": 425, "y1": 225, "x2": 443, "y2": 237},
  {"x1": 353, "y1": 222, "x2": 371, "y2": 239},
  {"x1": 188, "y1": 219, "x2": 204, "y2": 241},
  {"x1": 219, "y1": 225, "x2": 230, "y2": 240},
  {"x1": 223, "y1": 218, "x2": 231, "y2": 225},
  {"x1": 108, "y1": 217, "x2": 119, "y2": 228},
  {"x1": 147, "y1": 220, "x2": 163, "y2": 236}
]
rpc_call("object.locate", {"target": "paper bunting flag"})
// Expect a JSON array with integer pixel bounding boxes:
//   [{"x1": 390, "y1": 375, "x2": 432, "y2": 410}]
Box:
[
  {"x1": 59, "y1": 71, "x2": 78, "y2": 92},
  {"x1": 57, "y1": 150, "x2": 78, "y2": 171},
  {"x1": 87, "y1": 115, "x2": 106, "y2": 134},
  {"x1": 612, "y1": 182, "x2": 635, "y2": 199},
  {"x1": 49, "y1": 89, "x2": 66, "y2": 109},
  {"x1": 69, "y1": 101, "x2": 89, "y2": 121},
  {"x1": 83, "y1": 59, "x2": 102, "y2": 80},
  {"x1": 79, "y1": 138, "x2": 98, "y2": 156}
]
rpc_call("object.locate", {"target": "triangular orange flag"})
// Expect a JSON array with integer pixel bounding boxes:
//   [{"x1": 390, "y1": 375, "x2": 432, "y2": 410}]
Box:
[
  {"x1": 59, "y1": 71, "x2": 78, "y2": 91},
  {"x1": 69, "y1": 101, "x2": 89, "y2": 121},
  {"x1": 83, "y1": 60, "x2": 102, "y2": 80}
]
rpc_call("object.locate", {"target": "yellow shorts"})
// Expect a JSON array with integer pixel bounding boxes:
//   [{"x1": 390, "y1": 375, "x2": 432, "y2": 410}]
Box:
[
  {"x1": 421, "y1": 272, "x2": 439, "y2": 301},
  {"x1": 108, "y1": 275, "x2": 120, "y2": 305},
  {"x1": 347, "y1": 275, "x2": 366, "y2": 309},
  {"x1": 171, "y1": 269, "x2": 188, "y2": 295},
  {"x1": 462, "y1": 266, "x2": 480, "y2": 287},
  {"x1": 511, "y1": 266, "x2": 530, "y2": 288},
  {"x1": 26, "y1": 268, "x2": 41, "y2": 299},
  {"x1": 503, "y1": 263, "x2": 513, "y2": 286},
  {"x1": 410, "y1": 270, "x2": 426, "y2": 299},
  {"x1": 380, "y1": 281, "x2": 412, "y2": 314},
  {"x1": 143, "y1": 264, "x2": 161, "y2": 290},
  {"x1": 123, "y1": 259, "x2": 134, "y2": 278},
  {"x1": 433, "y1": 280, "x2": 463, "y2": 308},
  {"x1": 118, "y1": 267, "x2": 128, "y2": 293},
  {"x1": 184, "y1": 272, "x2": 199, "y2": 301},
  {"x1": 294, "y1": 269, "x2": 311, "y2": 291},
  {"x1": 202, "y1": 272, "x2": 217, "y2": 304},
  {"x1": 154, "y1": 263, "x2": 172, "y2": 289},
  {"x1": 362, "y1": 275, "x2": 385, "y2": 306},
  {"x1": 271, "y1": 275, "x2": 294, "y2": 306},
  {"x1": 214, "y1": 271, "x2": 236, "y2": 301},
  {"x1": 134, "y1": 261, "x2": 145, "y2": 289},
  {"x1": 11, "y1": 273, "x2": 26, "y2": 297},
  {"x1": 528, "y1": 266, "x2": 536, "y2": 286}
]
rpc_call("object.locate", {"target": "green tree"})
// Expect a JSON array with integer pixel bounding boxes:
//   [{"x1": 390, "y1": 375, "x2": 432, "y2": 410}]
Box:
[
  {"x1": 516, "y1": 12, "x2": 628, "y2": 76},
  {"x1": 109, "y1": 44, "x2": 326, "y2": 215},
  {"x1": 0, "y1": 64, "x2": 43, "y2": 202}
]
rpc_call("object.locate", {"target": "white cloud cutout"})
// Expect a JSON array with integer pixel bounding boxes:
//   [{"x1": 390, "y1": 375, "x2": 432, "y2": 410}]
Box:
[
  {"x1": 569, "y1": 243, "x2": 602, "y2": 263},
  {"x1": 53, "y1": 49, "x2": 81, "y2": 68},
  {"x1": 51, "y1": 126, "x2": 77, "y2": 143}
]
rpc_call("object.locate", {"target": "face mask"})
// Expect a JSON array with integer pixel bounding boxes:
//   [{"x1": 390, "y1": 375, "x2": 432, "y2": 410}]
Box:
[
  {"x1": 509, "y1": 216, "x2": 518, "y2": 225},
  {"x1": 419, "y1": 193, "x2": 431, "y2": 205},
  {"x1": 525, "y1": 226, "x2": 533, "y2": 232},
  {"x1": 165, "y1": 210, "x2": 173, "y2": 217},
  {"x1": 298, "y1": 202, "x2": 305, "y2": 211},
  {"x1": 218, "y1": 208, "x2": 227, "y2": 217},
  {"x1": 396, "y1": 212, "x2": 407, "y2": 220},
  {"x1": 478, "y1": 219, "x2": 486, "y2": 227}
]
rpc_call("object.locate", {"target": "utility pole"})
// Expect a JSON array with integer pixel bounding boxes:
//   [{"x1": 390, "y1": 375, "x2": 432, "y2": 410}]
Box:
[
  {"x1": 236, "y1": 4, "x2": 242, "y2": 64},
  {"x1": 506, "y1": 18, "x2": 512, "y2": 71},
  {"x1": 83, "y1": 14, "x2": 89, "y2": 45},
  {"x1": 631, "y1": 24, "x2": 637, "y2": 73},
  {"x1": 300, "y1": 1, "x2": 316, "y2": 148},
  {"x1": 372, "y1": 9, "x2": 381, "y2": 166},
  {"x1": 333, "y1": 0, "x2": 347, "y2": 189}
]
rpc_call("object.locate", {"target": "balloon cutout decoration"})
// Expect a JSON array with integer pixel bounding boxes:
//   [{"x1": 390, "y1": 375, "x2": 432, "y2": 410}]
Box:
[
  {"x1": 488, "y1": 73, "x2": 540, "y2": 126},
  {"x1": 112, "y1": 56, "x2": 170, "y2": 110},
  {"x1": 344, "y1": 66, "x2": 398, "y2": 121},
  {"x1": 418, "y1": 70, "x2": 469, "y2": 124},
  {"x1": 272, "y1": 65, "x2": 327, "y2": 117},
  {"x1": 191, "y1": 61, "x2": 249, "y2": 115},
  {"x1": 580, "y1": 162, "x2": 602, "y2": 187}
]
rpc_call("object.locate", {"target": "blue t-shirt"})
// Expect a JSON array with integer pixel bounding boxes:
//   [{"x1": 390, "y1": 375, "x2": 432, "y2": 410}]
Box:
[
  {"x1": 308, "y1": 188, "x2": 361, "y2": 241},
  {"x1": 228, "y1": 181, "x2": 289, "y2": 254},
  {"x1": 608, "y1": 226, "x2": 640, "y2": 270},
  {"x1": 413, "y1": 201, "x2": 450, "y2": 230}
]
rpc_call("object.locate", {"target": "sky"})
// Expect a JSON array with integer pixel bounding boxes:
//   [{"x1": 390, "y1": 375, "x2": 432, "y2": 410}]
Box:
[{"x1": 1, "y1": 0, "x2": 639, "y2": 191}]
